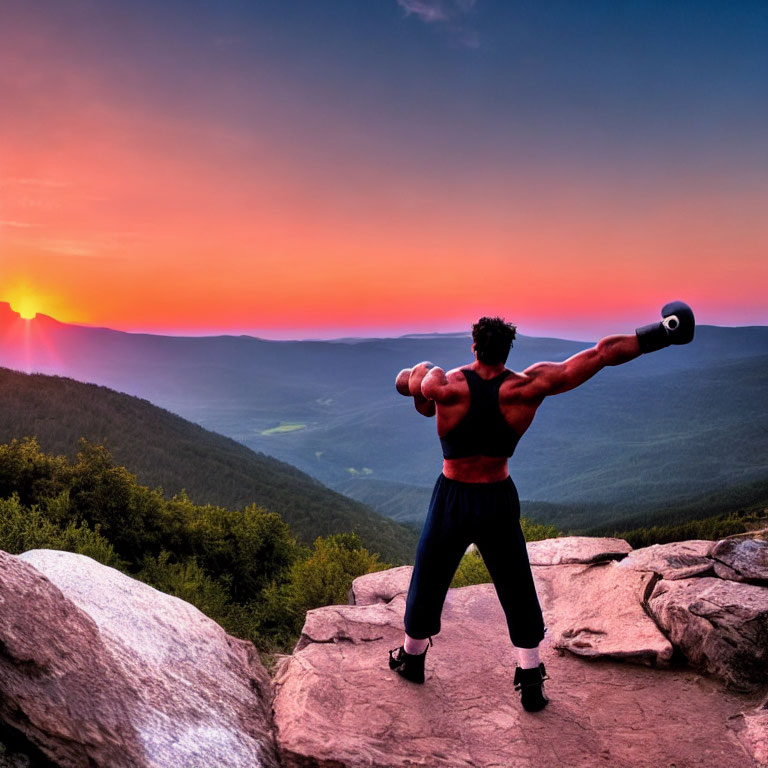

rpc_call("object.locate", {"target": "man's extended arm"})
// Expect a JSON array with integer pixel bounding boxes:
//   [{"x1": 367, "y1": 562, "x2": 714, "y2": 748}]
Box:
[
  {"x1": 520, "y1": 334, "x2": 641, "y2": 398},
  {"x1": 519, "y1": 301, "x2": 695, "y2": 400}
]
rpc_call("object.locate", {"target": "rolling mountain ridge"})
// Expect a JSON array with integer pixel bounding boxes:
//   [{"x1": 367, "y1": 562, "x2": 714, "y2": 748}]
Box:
[
  {"x1": 2, "y1": 302, "x2": 766, "y2": 529},
  {"x1": 0, "y1": 366, "x2": 418, "y2": 563}
]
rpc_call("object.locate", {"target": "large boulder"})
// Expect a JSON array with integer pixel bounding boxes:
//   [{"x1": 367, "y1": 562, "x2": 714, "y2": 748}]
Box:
[
  {"x1": 711, "y1": 537, "x2": 768, "y2": 583},
  {"x1": 2, "y1": 550, "x2": 279, "y2": 768},
  {"x1": 648, "y1": 576, "x2": 768, "y2": 692},
  {"x1": 526, "y1": 536, "x2": 632, "y2": 565},
  {"x1": 532, "y1": 562, "x2": 673, "y2": 665},
  {"x1": 273, "y1": 568, "x2": 755, "y2": 768},
  {"x1": 350, "y1": 565, "x2": 412, "y2": 606},
  {"x1": 616, "y1": 540, "x2": 714, "y2": 580},
  {"x1": 0, "y1": 550, "x2": 145, "y2": 768}
]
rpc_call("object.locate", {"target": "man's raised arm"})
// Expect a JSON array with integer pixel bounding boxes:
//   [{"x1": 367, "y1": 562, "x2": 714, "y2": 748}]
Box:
[
  {"x1": 520, "y1": 334, "x2": 641, "y2": 399},
  {"x1": 518, "y1": 301, "x2": 695, "y2": 400}
]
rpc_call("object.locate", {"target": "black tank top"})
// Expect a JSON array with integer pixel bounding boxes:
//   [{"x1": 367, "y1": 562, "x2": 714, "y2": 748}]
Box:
[{"x1": 439, "y1": 369, "x2": 521, "y2": 459}]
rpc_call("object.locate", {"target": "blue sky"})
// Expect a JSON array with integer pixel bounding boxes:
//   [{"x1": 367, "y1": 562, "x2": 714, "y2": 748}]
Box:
[{"x1": 1, "y1": 0, "x2": 766, "y2": 337}]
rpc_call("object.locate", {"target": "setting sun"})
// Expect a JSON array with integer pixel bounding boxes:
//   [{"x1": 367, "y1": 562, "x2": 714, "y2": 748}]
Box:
[
  {"x1": 5, "y1": 284, "x2": 80, "y2": 326},
  {"x1": 9, "y1": 296, "x2": 40, "y2": 321}
]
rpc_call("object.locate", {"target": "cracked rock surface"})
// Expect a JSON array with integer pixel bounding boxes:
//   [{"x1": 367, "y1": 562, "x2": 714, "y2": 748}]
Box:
[
  {"x1": 648, "y1": 576, "x2": 768, "y2": 692},
  {"x1": 273, "y1": 548, "x2": 764, "y2": 768},
  {"x1": 526, "y1": 536, "x2": 631, "y2": 565},
  {"x1": 532, "y1": 562, "x2": 673, "y2": 664},
  {"x1": 616, "y1": 540, "x2": 715, "y2": 580},
  {"x1": 711, "y1": 538, "x2": 768, "y2": 583}
]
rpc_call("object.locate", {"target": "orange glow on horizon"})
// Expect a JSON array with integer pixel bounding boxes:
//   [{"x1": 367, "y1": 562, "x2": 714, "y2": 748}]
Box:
[
  {"x1": 1, "y1": 4, "x2": 766, "y2": 340},
  {"x1": 11, "y1": 304, "x2": 37, "y2": 321},
  {"x1": 4, "y1": 283, "x2": 78, "y2": 324},
  {"x1": 4, "y1": 169, "x2": 765, "y2": 337},
  {"x1": 1, "y1": 50, "x2": 765, "y2": 337}
]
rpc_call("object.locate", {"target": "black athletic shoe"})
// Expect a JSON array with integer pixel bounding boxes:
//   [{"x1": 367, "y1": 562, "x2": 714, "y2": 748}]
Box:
[
  {"x1": 513, "y1": 662, "x2": 549, "y2": 712},
  {"x1": 388, "y1": 637, "x2": 433, "y2": 684}
]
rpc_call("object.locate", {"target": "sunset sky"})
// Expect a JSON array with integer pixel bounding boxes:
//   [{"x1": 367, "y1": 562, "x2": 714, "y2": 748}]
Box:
[{"x1": 1, "y1": 0, "x2": 766, "y2": 339}]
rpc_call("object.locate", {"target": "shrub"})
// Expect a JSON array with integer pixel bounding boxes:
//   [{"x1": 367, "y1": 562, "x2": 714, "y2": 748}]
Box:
[
  {"x1": 0, "y1": 493, "x2": 125, "y2": 568},
  {"x1": 187, "y1": 503, "x2": 299, "y2": 603},
  {"x1": 286, "y1": 532, "x2": 389, "y2": 614},
  {"x1": 451, "y1": 548, "x2": 491, "y2": 587},
  {"x1": 136, "y1": 550, "x2": 231, "y2": 619},
  {"x1": 521, "y1": 518, "x2": 560, "y2": 542},
  {"x1": 0, "y1": 438, "x2": 69, "y2": 507}
]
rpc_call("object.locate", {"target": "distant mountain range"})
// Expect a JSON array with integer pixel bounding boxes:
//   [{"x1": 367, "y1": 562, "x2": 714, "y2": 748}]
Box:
[
  {"x1": 0, "y1": 365, "x2": 418, "y2": 563},
  {"x1": 2, "y1": 301, "x2": 767, "y2": 528}
]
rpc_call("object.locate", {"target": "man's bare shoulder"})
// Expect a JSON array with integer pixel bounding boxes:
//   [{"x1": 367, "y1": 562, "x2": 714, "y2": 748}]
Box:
[
  {"x1": 446, "y1": 366, "x2": 469, "y2": 382},
  {"x1": 500, "y1": 368, "x2": 545, "y2": 403},
  {"x1": 439, "y1": 367, "x2": 470, "y2": 396},
  {"x1": 500, "y1": 368, "x2": 531, "y2": 385},
  {"x1": 421, "y1": 365, "x2": 469, "y2": 404}
]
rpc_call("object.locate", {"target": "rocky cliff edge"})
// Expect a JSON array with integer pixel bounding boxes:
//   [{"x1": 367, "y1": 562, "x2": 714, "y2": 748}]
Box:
[{"x1": 1, "y1": 534, "x2": 767, "y2": 767}]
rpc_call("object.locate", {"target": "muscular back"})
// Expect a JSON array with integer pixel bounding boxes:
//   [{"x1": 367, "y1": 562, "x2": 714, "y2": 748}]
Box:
[{"x1": 433, "y1": 366, "x2": 540, "y2": 440}]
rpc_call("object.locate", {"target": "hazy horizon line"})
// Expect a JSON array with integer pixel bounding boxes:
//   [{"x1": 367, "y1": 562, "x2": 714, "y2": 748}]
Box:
[{"x1": 2, "y1": 301, "x2": 763, "y2": 345}]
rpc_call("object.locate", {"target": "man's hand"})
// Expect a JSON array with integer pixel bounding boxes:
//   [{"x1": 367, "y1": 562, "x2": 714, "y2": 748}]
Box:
[
  {"x1": 635, "y1": 301, "x2": 695, "y2": 354},
  {"x1": 395, "y1": 362, "x2": 435, "y2": 395},
  {"x1": 395, "y1": 362, "x2": 437, "y2": 417},
  {"x1": 408, "y1": 362, "x2": 435, "y2": 397},
  {"x1": 395, "y1": 368, "x2": 412, "y2": 396}
]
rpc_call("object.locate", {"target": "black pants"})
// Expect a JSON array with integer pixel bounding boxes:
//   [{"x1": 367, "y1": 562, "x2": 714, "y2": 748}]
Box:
[{"x1": 404, "y1": 474, "x2": 546, "y2": 648}]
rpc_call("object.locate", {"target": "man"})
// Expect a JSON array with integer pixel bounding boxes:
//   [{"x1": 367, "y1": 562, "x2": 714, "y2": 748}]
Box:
[{"x1": 388, "y1": 302, "x2": 695, "y2": 712}]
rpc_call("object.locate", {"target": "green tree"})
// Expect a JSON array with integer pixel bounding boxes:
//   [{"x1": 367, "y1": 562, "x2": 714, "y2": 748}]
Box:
[
  {"x1": 65, "y1": 440, "x2": 166, "y2": 562},
  {"x1": 136, "y1": 550, "x2": 231, "y2": 620},
  {"x1": 0, "y1": 494, "x2": 125, "y2": 568},
  {"x1": 188, "y1": 502, "x2": 299, "y2": 602},
  {"x1": 0, "y1": 437, "x2": 69, "y2": 506}
]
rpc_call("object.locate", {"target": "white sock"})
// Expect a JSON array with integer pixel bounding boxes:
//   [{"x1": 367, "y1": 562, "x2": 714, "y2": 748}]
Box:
[
  {"x1": 404, "y1": 633, "x2": 430, "y2": 655},
  {"x1": 516, "y1": 645, "x2": 540, "y2": 669}
]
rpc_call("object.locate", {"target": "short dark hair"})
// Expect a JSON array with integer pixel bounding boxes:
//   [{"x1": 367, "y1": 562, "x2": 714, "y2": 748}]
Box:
[{"x1": 472, "y1": 316, "x2": 517, "y2": 365}]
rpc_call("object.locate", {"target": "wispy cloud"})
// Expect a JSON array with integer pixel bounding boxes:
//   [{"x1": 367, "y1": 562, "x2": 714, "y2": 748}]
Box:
[
  {"x1": 0, "y1": 177, "x2": 71, "y2": 188},
  {"x1": 34, "y1": 231, "x2": 136, "y2": 258},
  {"x1": 398, "y1": 0, "x2": 448, "y2": 23},
  {"x1": 40, "y1": 240, "x2": 95, "y2": 257},
  {"x1": 0, "y1": 220, "x2": 34, "y2": 228},
  {"x1": 396, "y1": 0, "x2": 480, "y2": 48},
  {"x1": 397, "y1": 0, "x2": 477, "y2": 24}
]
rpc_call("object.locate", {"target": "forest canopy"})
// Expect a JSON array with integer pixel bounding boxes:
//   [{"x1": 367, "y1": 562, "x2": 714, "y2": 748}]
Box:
[
  {"x1": 0, "y1": 437, "x2": 388, "y2": 653},
  {"x1": 2, "y1": 437, "x2": 760, "y2": 658}
]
